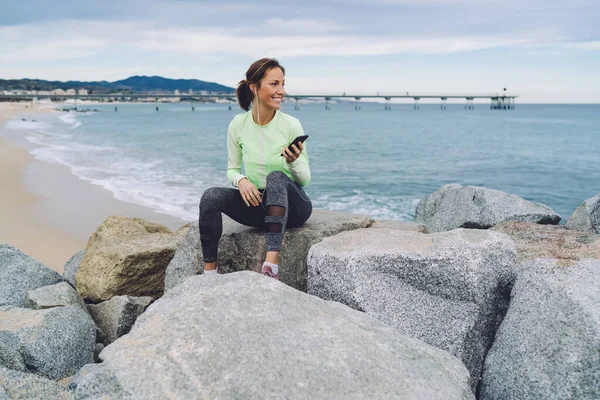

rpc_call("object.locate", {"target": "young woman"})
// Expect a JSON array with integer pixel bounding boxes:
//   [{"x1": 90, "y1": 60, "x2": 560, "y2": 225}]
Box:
[{"x1": 198, "y1": 58, "x2": 312, "y2": 280}]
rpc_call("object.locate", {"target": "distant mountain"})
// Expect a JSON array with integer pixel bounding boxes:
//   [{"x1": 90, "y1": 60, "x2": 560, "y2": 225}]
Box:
[
  {"x1": 113, "y1": 76, "x2": 233, "y2": 93},
  {"x1": 0, "y1": 76, "x2": 235, "y2": 93}
]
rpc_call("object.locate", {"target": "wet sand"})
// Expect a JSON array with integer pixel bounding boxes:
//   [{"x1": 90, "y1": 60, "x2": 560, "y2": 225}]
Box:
[{"x1": 0, "y1": 102, "x2": 189, "y2": 273}]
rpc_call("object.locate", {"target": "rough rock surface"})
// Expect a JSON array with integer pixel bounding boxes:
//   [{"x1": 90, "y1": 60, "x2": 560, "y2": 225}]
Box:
[
  {"x1": 75, "y1": 272, "x2": 474, "y2": 399},
  {"x1": 480, "y1": 259, "x2": 600, "y2": 400},
  {"x1": 0, "y1": 333, "x2": 26, "y2": 372},
  {"x1": 0, "y1": 365, "x2": 73, "y2": 400},
  {"x1": 63, "y1": 249, "x2": 85, "y2": 288},
  {"x1": 87, "y1": 295, "x2": 154, "y2": 345},
  {"x1": 94, "y1": 343, "x2": 105, "y2": 363},
  {"x1": 565, "y1": 193, "x2": 600, "y2": 233},
  {"x1": 0, "y1": 305, "x2": 95, "y2": 380},
  {"x1": 163, "y1": 221, "x2": 201, "y2": 293},
  {"x1": 164, "y1": 209, "x2": 374, "y2": 292},
  {"x1": 491, "y1": 221, "x2": 600, "y2": 264},
  {"x1": 26, "y1": 282, "x2": 88, "y2": 311},
  {"x1": 69, "y1": 364, "x2": 98, "y2": 391},
  {"x1": 0, "y1": 244, "x2": 64, "y2": 308},
  {"x1": 370, "y1": 219, "x2": 427, "y2": 232},
  {"x1": 414, "y1": 184, "x2": 561, "y2": 232},
  {"x1": 75, "y1": 216, "x2": 188, "y2": 302},
  {"x1": 307, "y1": 228, "x2": 516, "y2": 390}
]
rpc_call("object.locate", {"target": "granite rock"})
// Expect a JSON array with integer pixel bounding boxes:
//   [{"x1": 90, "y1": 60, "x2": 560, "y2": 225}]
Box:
[
  {"x1": 87, "y1": 295, "x2": 154, "y2": 345},
  {"x1": 480, "y1": 259, "x2": 600, "y2": 399},
  {"x1": 0, "y1": 305, "x2": 95, "y2": 380},
  {"x1": 75, "y1": 272, "x2": 473, "y2": 399},
  {"x1": 164, "y1": 209, "x2": 373, "y2": 292},
  {"x1": 414, "y1": 184, "x2": 561, "y2": 233},
  {"x1": 0, "y1": 332, "x2": 26, "y2": 372},
  {"x1": 307, "y1": 228, "x2": 517, "y2": 391},
  {"x1": 0, "y1": 365, "x2": 73, "y2": 400},
  {"x1": 63, "y1": 249, "x2": 85, "y2": 288},
  {"x1": 0, "y1": 244, "x2": 64, "y2": 308},
  {"x1": 491, "y1": 221, "x2": 600, "y2": 264},
  {"x1": 370, "y1": 219, "x2": 427, "y2": 232},
  {"x1": 26, "y1": 282, "x2": 88, "y2": 312},
  {"x1": 565, "y1": 193, "x2": 600, "y2": 233}
]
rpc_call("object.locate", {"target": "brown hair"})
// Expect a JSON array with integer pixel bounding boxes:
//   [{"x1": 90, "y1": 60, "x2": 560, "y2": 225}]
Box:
[{"x1": 236, "y1": 58, "x2": 286, "y2": 111}]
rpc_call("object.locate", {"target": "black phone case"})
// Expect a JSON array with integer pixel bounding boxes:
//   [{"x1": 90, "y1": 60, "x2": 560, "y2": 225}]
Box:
[{"x1": 281, "y1": 135, "x2": 309, "y2": 156}]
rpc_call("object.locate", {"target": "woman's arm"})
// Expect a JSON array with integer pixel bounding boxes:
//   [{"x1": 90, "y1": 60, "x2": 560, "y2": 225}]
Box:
[
  {"x1": 286, "y1": 122, "x2": 311, "y2": 186},
  {"x1": 226, "y1": 126, "x2": 246, "y2": 187}
]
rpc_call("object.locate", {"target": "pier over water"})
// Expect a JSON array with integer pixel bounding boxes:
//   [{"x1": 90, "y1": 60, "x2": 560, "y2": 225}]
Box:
[{"x1": 0, "y1": 92, "x2": 519, "y2": 111}]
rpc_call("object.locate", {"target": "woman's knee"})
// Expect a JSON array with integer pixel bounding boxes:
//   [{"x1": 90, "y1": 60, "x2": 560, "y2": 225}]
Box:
[
  {"x1": 199, "y1": 187, "x2": 224, "y2": 210},
  {"x1": 266, "y1": 171, "x2": 288, "y2": 186}
]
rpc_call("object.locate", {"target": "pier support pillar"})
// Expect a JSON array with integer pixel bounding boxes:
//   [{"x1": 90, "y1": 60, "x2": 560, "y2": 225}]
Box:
[
  {"x1": 354, "y1": 97, "x2": 361, "y2": 110},
  {"x1": 440, "y1": 97, "x2": 447, "y2": 110},
  {"x1": 156, "y1": 98, "x2": 159, "y2": 111},
  {"x1": 294, "y1": 98, "x2": 299, "y2": 111},
  {"x1": 192, "y1": 100, "x2": 195, "y2": 111},
  {"x1": 413, "y1": 97, "x2": 420, "y2": 110},
  {"x1": 465, "y1": 98, "x2": 474, "y2": 110},
  {"x1": 385, "y1": 97, "x2": 391, "y2": 110}
]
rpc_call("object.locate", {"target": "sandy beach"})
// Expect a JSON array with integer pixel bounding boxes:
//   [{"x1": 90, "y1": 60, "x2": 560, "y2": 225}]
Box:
[{"x1": 0, "y1": 102, "x2": 189, "y2": 273}]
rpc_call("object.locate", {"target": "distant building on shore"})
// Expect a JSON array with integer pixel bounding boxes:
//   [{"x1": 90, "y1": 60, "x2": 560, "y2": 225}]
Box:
[
  {"x1": 51, "y1": 89, "x2": 66, "y2": 95},
  {"x1": 78, "y1": 88, "x2": 88, "y2": 96}
]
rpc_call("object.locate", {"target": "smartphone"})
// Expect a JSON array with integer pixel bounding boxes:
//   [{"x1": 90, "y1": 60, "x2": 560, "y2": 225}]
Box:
[{"x1": 281, "y1": 135, "x2": 309, "y2": 156}]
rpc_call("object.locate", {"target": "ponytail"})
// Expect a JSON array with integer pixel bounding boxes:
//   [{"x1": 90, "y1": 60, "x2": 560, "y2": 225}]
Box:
[
  {"x1": 235, "y1": 58, "x2": 286, "y2": 111},
  {"x1": 236, "y1": 79, "x2": 253, "y2": 111}
]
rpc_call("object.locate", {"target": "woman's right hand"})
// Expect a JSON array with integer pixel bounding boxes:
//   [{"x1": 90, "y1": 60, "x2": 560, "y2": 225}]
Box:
[{"x1": 238, "y1": 178, "x2": 262, "y2": 207}]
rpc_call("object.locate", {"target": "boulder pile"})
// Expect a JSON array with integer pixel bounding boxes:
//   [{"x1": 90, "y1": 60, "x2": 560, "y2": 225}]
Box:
[{"x1": 1, "y1": 189, "x2": 598, "y2": 399}]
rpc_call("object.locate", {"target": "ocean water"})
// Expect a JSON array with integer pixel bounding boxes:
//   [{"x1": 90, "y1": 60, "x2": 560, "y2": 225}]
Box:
[{"x1": 4, "y1": 102, "x2": 599, "y2": 223}]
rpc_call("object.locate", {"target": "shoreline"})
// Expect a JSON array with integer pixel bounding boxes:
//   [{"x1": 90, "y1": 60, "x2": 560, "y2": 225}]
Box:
[{"x1": 0, "y1": 102, "x2": 190, "y2": 273}]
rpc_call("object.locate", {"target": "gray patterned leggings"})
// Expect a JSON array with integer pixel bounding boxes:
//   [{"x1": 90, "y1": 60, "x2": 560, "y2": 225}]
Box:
[{"x1": 198, "y1": 171, "x2": 312, "y2": 262}]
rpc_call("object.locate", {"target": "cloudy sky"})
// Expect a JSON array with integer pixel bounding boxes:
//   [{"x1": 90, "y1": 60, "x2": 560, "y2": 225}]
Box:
[{"x1": 1, "y1": 0, "x2": 599, "y2": 102}]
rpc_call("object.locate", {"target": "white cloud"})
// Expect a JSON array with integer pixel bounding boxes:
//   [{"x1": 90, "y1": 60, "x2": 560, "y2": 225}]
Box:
[
  {"x1": 262, "y1": 18, "x2": 349, "y2": 34},
  {"x1": 0, "y1": 18, "x2": 579, "y2": 67},
  {"x1": 566, "y1": 41, "x2": 600, "y2": 50}
]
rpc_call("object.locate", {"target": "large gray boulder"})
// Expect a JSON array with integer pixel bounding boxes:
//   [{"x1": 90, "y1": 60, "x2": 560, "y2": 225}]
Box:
[
  {"x1": 491, "y1": 221, "x2": 600, "y2": 263},
  {"x1": 75, "y1": 272, "x2": 474, "y2": 399},
  {"x1": 75, "y1": 216, "x2": 188, "y2": 303},
  {"x1": 164, "y1": 209, "x2": 374, "y2": 292},
  {"x1": 0, "y1": 244, "x2": 64, "y2": 308},
  {"x1": 0, "y1": 365, "x2": 73, "y2": 400},
  {"x1": 414, "y1": 184, "x2": 561, "y2": 233},
  {"x1": 26, "y1": 282, "x2": 88, "y2": 312},
  {"x1": 63, "y1": 249, "x2": 85, "y2": 288},
  {"x1": 566, "y1": 193, "x2": 600, "y2": 233},
  {"x1": 480, "y1": 259, "x2": 600, "y2": 399},
  {"x1": 87, "y1": 295, "x2": 154, "y2": 345},
  {"x1": 307, "y1": 228, "x2": 516, "y2": 391},
  {"x1": 0, "y1": 305, "x2": 95, "y2": 380}
]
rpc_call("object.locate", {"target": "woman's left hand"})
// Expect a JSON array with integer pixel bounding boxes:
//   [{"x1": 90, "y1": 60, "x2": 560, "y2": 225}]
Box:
[{"x1": 282, "y1": 141, "x2": 304, "y2": 163}]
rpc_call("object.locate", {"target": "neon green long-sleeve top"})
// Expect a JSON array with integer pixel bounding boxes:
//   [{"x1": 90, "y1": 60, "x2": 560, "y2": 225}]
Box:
[{"x1": 226, "y1": 110, "x2": 311, "y2": 189}]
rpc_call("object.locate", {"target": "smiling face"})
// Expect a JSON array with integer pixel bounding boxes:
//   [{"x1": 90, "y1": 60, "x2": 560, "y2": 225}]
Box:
[{"x1": 253, "y1": 67, "x2": 285, "y2": 112}]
